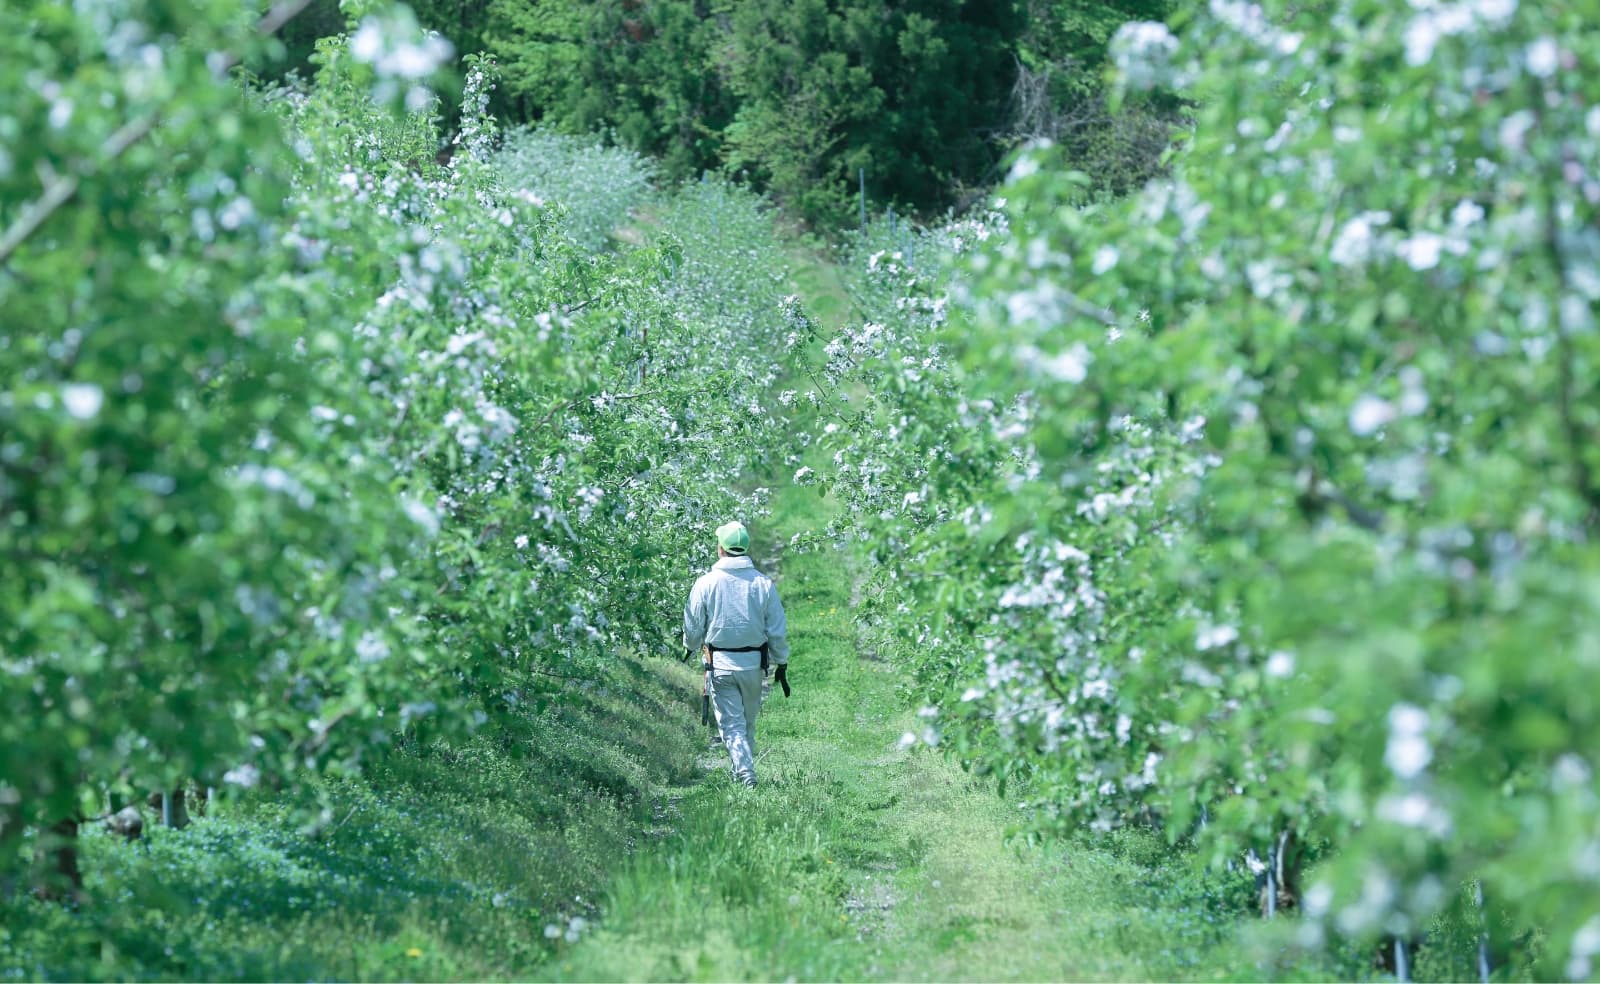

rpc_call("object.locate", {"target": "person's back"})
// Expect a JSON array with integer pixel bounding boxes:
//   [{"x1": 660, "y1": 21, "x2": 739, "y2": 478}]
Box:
[{"x1": 683, "y1": 521, "x2": 789, "y2": 786}]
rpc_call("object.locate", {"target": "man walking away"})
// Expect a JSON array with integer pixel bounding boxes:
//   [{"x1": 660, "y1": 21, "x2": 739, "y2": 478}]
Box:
[{"x1": 682, "y1": 521, "x2": 789, "y2": 787}]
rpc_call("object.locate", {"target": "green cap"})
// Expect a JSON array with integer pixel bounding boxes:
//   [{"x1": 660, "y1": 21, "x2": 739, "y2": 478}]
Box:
[{"x1": 716, "y1": 521, "x2": 750, "y2": 555}]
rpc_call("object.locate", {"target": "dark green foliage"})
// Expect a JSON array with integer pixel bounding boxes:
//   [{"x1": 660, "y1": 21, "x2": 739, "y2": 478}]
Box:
[
  {"x1": 399, "y1": 0, "x2": 1035, "y2": 226},
  {"x1": 276, "y1": 1, "x2": 1180, "y2": 224},
  {"x1": 1010, "y1": 0, "x2": 1186, "y2": 197},
  {"x1": 717, "y1": 0, "x2": 1026, "y2": 225},
  {"x1": 507, "y1": 0, "x2": 1026, "y2": 226}
]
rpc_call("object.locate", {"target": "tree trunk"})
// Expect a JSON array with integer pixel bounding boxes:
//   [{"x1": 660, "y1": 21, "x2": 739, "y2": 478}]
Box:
[
  {"x1": 0, "y1": 803, "x2": 22, "y2": 900},
  {"x1": 32, "y1": 817, "x2": 83, "y2": 903},
  {"x1": 1256, "y1": 827, "x2": 1302, "y2": 917}
]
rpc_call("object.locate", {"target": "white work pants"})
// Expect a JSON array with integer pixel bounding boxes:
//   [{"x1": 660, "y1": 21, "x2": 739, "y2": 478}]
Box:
[{"x1": 711, "y1": 666, "x2": 764, "y2": 785}]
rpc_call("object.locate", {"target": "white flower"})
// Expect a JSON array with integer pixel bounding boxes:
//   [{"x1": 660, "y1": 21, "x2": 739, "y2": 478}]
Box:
[
  {"x1": 1092, "y1": 246, "x2": 1120, "y2": 275},
  {"x1": 1385, "y1": 733, "x2": 1432, "y2": 778},
  {"x1": 1569, "y1": 916, "x2": 1600, "y2": 980},
  {"x1": 48, "y1": 98, "x2": 74, "y2": 130},
  {"x1": 1027, "y1": 343, "x2": 1090, "y2": 383},
  {"x1": 356, "y1": 631, "x2": 390, "y2": 664},
  {"x1": 223, "y1": 763, "x2": 261, "y2": 788},
  {"x1": 1111, "y1": 21, "x2": 1179, "y2": 91},
  {"x1": 1330, "y1": 212, "x2": 1390, "y2": 267},
  {"x1": 350, "y1": 15, "x2": 454, "y2": 80},
  {"x1": 1349, "y1": 395, "x2": 1396, "y2": 436},
  {"x1": 350, "y1": 20, "x2": 384, "y2": 61},
  {"x1": 514, "y1": 534, "x2": 529, "y2": 550},
  {"x1": 1008, "y1": 156, "x2": 1041, "y2": 181},
  {"x1": 387, "y1": 37, "x2": 450, "y2": 79},
  {"x1": 1396, "y1": 232, "x2": 1444, "y2": 271},
  {"x1": 1265, "y1": 650, "x2": 1296, "y2": 678},
  {"x1": 61, "y1": 383, "x2": 104, "y2": 420},
  {"x1": 1195, "y1": 623, "x2": 1238, "y2": 650},
  {"x1": 1389, "y1": 702, "x2": 1429, "y2": 734},
  {"x1": 1303, "y1": 882, "x2": 1334, "y2": 917},
  {"x1": 1385, "y1": 703, "x2": 1433, "y2": 778},
  {"x1": 1552, "y1": 753, "x2": 1592, "y2": 790},
  {"x1": 1525, "y1": 38, "x2": 1560, "y2": 78},
  {"x1": 1471, "y1": 0, "x2": 1516, "y2": 23},
  {"x1": 1380, "y1": 793, "x2": 1429, "y2": 826},
  {"x1": 1450, "y1": 199, "x2": 1485, "y2": 228},
  {"x1": 403, "y1": 498, "x2": 440, "y2": 537},
  {"x1": 793, "y1": 466, "x2": 816, "y2": 485},
  {"x1": 1498, "y1": 110, "x2": 1536, "y2": 150},
  {"x1": 1403, "y1": 14, "x2": 1441, "y2": 66}
]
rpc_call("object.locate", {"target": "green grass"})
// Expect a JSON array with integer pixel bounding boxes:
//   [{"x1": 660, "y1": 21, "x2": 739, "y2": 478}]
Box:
[
  {"x1": 0, "y1": 657, "x2": 706, "y2": 981},
  {"x1": 784, "y1": 238, "x2": 858, "y2": 332},
  {"x1": 0, "y1": 478, "x2": 1377, "y2": 983},
  {"x1": 1, "y1": 412, "x2": 1354, "y2": 984},
  {"x1": 533, "y1": 482, "x2": 1273, "y2": 982},
  {"x1": 0, "y1": 180, "x2": 1369, "y2": 983}
]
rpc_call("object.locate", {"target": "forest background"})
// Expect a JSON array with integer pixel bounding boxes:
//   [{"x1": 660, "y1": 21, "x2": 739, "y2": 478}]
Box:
[{"x1": 277, "y1": 0, "x2": 1182, "y2": 226}]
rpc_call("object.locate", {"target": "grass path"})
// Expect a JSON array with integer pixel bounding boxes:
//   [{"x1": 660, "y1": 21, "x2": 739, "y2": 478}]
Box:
[{"x1": 535, "y1": 486, "x2": 1249, "y2": 981}]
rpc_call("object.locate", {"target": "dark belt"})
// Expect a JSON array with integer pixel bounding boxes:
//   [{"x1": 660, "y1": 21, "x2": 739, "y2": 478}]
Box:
[{"x1": 707, "y1": 643, "x2": 771, "y2": 671}]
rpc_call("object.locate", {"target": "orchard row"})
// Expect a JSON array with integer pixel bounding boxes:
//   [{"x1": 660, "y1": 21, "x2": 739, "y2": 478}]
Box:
[
  {"x1": 1, "y1": 0, "x2": 801, "y2": 893},
  {"x1": 802, "y1": 2, "x2": 1600, "y2": 979}
]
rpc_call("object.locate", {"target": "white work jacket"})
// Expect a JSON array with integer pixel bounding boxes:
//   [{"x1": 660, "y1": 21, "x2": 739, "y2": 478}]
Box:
[{"x1": 682, "y1": 555, "x2": 789, "y2": 671}]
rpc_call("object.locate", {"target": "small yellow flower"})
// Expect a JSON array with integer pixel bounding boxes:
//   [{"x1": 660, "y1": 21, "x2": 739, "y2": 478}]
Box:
[{"x1": 406, "y1": 947, "x2": 424, "y2": 959}]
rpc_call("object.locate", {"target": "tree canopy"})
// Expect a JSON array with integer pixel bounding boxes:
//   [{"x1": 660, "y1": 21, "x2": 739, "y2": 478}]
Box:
[{"x1": 279, "y1": 0, "x2": 1173, "y2": 226}]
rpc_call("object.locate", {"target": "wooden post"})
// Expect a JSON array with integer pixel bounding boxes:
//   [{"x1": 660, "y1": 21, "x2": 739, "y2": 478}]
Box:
[
  {"x1": 1264, "y1": 837, "x2": 1277, "y2": 918},
  {"x1": 1474, "y1": 881, "x2": 1492, "y2": 984},
  {"x1": 160, "y1": 788, "x2": 190, "y2": 829},
  {"x1": 859, "y1": 168, "x2": 867, "y2": 232}
]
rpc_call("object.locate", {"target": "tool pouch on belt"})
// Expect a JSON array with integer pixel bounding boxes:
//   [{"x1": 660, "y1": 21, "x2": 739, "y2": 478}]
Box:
[{"x1": 705, "y1": 643, "x2": 769, "y2": 669}]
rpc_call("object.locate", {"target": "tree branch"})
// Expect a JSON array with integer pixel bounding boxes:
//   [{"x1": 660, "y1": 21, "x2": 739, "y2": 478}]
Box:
[
  {"x1": 0, "y1": 0, "x2": 317, "y2": 268},
  {"x1": 1538, "y1": 147, "x2": 1600, "y2": 527}
]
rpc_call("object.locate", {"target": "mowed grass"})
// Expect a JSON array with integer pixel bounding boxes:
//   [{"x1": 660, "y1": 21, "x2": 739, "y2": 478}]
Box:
[
  {"x1": 2, "y1": 479, "x2": 1336, "y2": 983},
  {"x1": 535, "y1": 483, "x2": 1268, "y2": 982},
  {"x1": 0, "y1": 657, "x2": 707, "y2": 982}
]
